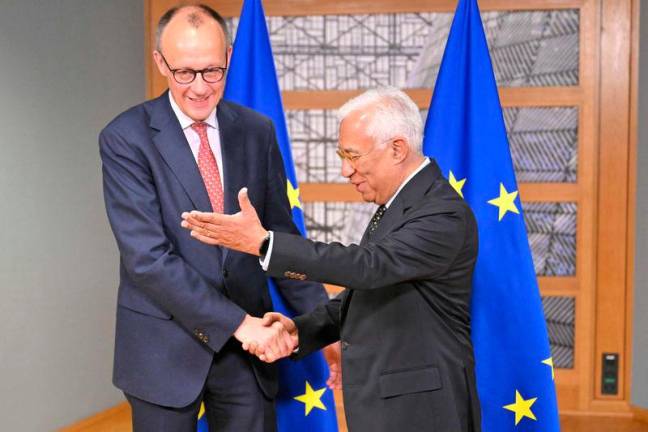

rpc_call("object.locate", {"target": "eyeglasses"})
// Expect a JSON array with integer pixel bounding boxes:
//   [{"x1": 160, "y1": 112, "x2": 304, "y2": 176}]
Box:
[
  {"x1": 336, "y1": 139, "x2": 392, "y2": 166},
  {"x1": 158, "y1": 51, "x2": 227, "y2": 84}
]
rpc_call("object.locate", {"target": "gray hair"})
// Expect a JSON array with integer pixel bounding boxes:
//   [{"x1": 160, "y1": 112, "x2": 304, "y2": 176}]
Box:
[
  {"x1": 155, "y1": 4, "x2": 231, "y2": 52},
  {"x1": 337, "y1": 86, "x2": 423, "y2": 154}
]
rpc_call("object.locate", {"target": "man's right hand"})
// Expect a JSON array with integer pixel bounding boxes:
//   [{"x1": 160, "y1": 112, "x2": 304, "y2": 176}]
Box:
[
  {"x1": 262, "y1": 312, "x2": 298, "y2": 340},
  {"x1": 260, "y1": 312, "x2": 299, "y2": 362},
  {"x1": 233, "y1": 314, "x2": 295, "y2": 362}
]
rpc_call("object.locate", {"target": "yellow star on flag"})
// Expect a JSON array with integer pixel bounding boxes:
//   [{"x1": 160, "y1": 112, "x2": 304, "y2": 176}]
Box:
[
  {"x1": 448, "y1": 171, "x2": 466, "y2": 198},
  {"x1": 294, "y1": 381, "x2": 327, "y2": 416},
  {"x1": 287, "y1": 180, "x2": 302, "y2": 210},
  {"x1": 487, "y1": 183, "x2": 520, "y2": 221},
  {"x1": 542, "y1": 357, "x2": 555, "y2": 380},
  {"x1": 503, "y1": 390, "x2": 538, "y2": 426}
]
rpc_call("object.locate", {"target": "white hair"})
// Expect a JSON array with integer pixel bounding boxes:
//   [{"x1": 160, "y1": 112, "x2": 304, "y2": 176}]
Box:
[{"x1": 337, "y1": 86, "x2": 423, "y2": 154}]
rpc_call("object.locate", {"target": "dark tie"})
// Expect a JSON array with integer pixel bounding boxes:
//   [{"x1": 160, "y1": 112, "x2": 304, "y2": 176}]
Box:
[{"x1": 368, "y1": 205, "x2": 387, "y2": 233}]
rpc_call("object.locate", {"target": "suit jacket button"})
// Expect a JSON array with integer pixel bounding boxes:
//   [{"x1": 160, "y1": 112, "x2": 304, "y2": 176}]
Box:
[{"x1": 222, "y1": 269, "x2": 228, "y2": 278}]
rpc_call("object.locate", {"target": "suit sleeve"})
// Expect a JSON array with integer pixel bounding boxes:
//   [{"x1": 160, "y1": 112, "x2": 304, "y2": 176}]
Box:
[
  {"x1": 259, "y1": 120, "x2": 328, "y2": 314},
  {"x1": 267, "y1": 204, "x2": 469, "y2": 291},
  {"x1": 99, "y1": 126, "x2": 246, "y2": 353},
  {"x1": 292, "y1": 292, "x2": 344, "y2": 359}
]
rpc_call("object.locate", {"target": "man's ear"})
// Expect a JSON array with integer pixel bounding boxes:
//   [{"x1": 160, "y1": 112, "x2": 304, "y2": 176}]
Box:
[
  {"x1": 152, "y1": 51, "x2": 168, "y2": 77},
  {"x1": 390, "y1": 137, "x2": 409, "y2": 164},
  {"x1": 226, "y1": 45, "x2": 233, "y2": 65}
]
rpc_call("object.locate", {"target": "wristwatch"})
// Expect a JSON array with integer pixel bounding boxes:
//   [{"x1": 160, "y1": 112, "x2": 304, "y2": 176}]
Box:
[{"x1": 259, "y1": 232, "x2": 271, "y2": 256}]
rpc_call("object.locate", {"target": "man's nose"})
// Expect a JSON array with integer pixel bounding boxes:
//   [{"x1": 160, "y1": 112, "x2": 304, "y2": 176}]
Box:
[
  {"x1": 190, "y1": 73, "x2": 210, "y2": 93},
  {"x1": 341, "y1": 158, "x2": 355, "y2": 178}
]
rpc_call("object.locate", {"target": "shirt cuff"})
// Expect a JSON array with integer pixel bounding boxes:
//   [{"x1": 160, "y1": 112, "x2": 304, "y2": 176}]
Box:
[{"x1": 259, "y1": 231, "x2": 274, "y2": 271}]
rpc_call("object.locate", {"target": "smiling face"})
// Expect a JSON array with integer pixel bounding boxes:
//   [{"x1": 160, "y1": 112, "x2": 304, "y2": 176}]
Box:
[
  {"x1": 153, "y1": 9, "x2": 230, "y2": 121},
  {"x1": 338, "y1": 109, "x2": 401, "y2": 205}
]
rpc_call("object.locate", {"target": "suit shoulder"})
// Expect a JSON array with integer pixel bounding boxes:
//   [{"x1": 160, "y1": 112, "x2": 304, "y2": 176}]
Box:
[
  {"x1": 221, "y1": 100, "x2": 274, "y2": 131},
  {"x1": 414, "y1": 176, "x2": 476, "y2": 223},
  {"x1": 98, "y1": 99, "x2": 160, "y2": 158},
  {"x1": 100, "y1": 99, "x2": 154, "y2": 138}
]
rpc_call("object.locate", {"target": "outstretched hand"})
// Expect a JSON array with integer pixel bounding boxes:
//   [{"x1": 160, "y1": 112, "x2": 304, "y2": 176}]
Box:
[{"x1": 181, "y1": 187, "x2": 267, "y2": 256}]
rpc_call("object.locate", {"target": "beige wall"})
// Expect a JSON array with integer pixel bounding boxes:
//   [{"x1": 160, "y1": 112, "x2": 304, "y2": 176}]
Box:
[{"x1": 0, "y1": 1, "x2": 144, "y2": 430}]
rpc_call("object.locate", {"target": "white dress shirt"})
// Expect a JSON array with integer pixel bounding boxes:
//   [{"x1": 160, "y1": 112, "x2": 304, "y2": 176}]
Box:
[{"x1": 168, "y1": 92, "x2": 224, "y2": 186}]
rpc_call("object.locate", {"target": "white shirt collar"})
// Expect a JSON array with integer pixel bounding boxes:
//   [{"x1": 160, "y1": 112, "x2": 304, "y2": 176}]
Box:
[
  {"x1": 385, "y1": 158, "x2": 431, "y2": 208},
  {"x1": 168, "y1": 92, "x2": 218, "y2": 130}
]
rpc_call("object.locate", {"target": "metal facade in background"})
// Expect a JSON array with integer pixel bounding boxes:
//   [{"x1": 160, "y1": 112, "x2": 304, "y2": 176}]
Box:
[
  {"x1": 286, "y1": 110, "x2": 342, "y2": 183},
  {"x1": 229, "y1": 10, "x2": 579, "y2": 90},
  {"x1": 410, "y1": 10, "x2": 579, "y2": 88},
  {"x1": 543, "y1": 296, "x2": 575, "y2": 369},
  {"x1": 302, "y1": 202, "x2": 374, "y2": 245},
  {"x1": 524, "y1": 202, "x2": 577, "y2": 276},
  {"x1": 504, "y1": 107, "x2": 578, "y2": 183},
  {"x1": 288, "y1": 107, "x2": 578, "y2": 184}
]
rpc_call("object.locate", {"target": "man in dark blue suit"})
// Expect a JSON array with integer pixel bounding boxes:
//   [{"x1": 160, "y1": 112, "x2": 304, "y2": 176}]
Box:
[{"x1": 99, "y1": 5, "x2": 329, "y2": 431}]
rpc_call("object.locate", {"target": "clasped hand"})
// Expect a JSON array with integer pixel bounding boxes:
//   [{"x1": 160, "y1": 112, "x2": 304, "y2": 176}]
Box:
[
  {"x1": 233, "y1": 313, "x2": 298, "y2": 363},
  {"x1": 233, "y1": 313, "x2": 342, "y2": 389}
]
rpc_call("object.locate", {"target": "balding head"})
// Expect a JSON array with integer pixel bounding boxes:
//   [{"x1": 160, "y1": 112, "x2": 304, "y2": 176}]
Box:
[{"x1": 156, "y1": 4, "x2": 230, "y2": 52}]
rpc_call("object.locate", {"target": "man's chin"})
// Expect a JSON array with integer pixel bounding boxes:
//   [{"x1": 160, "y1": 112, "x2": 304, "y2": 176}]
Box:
[
  {"x1": 183, "y1": 101, "x2": 217, "y2": 121},
  {"x1": 359, "y1": 191, "x2": 376, "y2": 204}
]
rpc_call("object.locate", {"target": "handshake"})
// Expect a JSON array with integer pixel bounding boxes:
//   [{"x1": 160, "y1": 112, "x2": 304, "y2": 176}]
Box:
[
  {"x1": 232, "y1": 312, "x2": 342, "y2": 389},
  {"x1": 233, "y1": 312, "x2": 297, "y2": 363}
]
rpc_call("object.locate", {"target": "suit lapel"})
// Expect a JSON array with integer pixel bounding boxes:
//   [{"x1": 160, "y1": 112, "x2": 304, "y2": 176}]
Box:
[
  {"x1": 342, "y1": 204, "x2": 401, "y2": 323},
  {"x1": 217, "y1": 102, "x2": 246, "y2": 263},
  {"x1": 217, "y1": 102, "x2": 245, "y2": 216},
  {"x1": 340, "y1": 159, "x2": 441, "y2": 324},
  {"x1": 366, "y1": 201, "x2": 403, "y2": 244},
  {"x1": 150, "y1": 93, "x2": 212, "y2": 212}
]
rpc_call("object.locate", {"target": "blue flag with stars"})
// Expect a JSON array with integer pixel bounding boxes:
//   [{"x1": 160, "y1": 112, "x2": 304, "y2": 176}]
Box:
[
  {"x1": 422, "y1": 0, "x2": 560, "y2": 430},
  {"x1": 199, "y1": 0, "x2": 338, "y2": 431}
]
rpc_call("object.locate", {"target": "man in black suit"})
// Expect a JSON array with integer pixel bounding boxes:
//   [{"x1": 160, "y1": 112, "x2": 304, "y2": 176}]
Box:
[{"x1": 182, "y1": 87, "x2": 481, "y2": 431}]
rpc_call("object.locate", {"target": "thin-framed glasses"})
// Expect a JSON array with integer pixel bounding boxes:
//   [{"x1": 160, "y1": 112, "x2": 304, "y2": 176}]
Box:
[
  {"x1": 336, "y1": 139, "x2": 392, "y2": 166},
  {"x1": 158, "y1": 51, "x2": 227, "y2": 84}
]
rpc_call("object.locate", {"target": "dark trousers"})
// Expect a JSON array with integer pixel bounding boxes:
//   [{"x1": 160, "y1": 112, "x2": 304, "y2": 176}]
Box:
[{"x1": 126, "y1": 341, "x2": 276, "y2": 432}]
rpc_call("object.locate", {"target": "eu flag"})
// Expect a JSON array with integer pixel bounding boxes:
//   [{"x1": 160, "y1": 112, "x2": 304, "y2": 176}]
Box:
[
  {"x1": 212, "y1": 0, "x2": 339, "y2": 431},
  {"x1": 422, "y1": 0, "x2": 561, "y2": 430}
]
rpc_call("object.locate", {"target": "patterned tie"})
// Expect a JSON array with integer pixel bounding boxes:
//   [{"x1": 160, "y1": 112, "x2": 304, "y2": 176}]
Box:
[
  {"x1": 191, "y1": 122, "x2": 224, "y2": 213},
  {"x1": 368, "y1": 205, "x2": 387, "y2": 233}
]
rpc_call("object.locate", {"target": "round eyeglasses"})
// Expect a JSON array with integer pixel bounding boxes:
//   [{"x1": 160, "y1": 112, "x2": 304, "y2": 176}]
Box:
[{"x1": 158, "y1": 51, "x2": 227, "y2": 84}]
